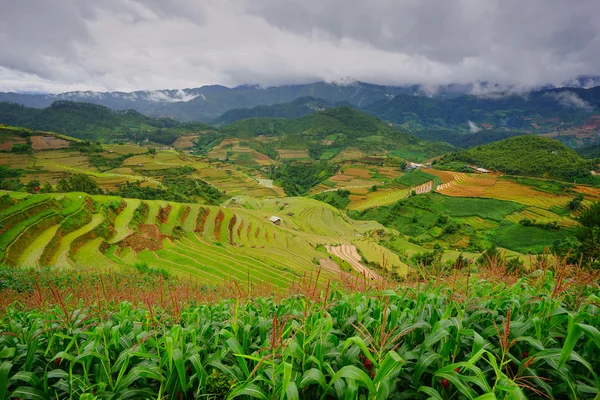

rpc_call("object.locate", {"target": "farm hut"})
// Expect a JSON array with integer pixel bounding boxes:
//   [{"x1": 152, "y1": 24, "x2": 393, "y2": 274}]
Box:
[
  {"x1": 137, "y1": 163, "x2": 144, "y2": 167},
  {"x1": 269, "y1": 216, "x2": 282, "y2": 225},
  {"x1": 406, "y1": 162, "x2": 424, "y2": 171}
]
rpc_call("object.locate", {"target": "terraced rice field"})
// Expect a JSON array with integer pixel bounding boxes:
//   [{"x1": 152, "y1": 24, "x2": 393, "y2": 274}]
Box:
[
  {"x1": 348, "y1": 188, "x2": 410, "y2": 211},
  {"x1": 30, "y1": 135, "x2": 70, "y2": 150},
  {"x1": 207, "y1": 140, "x2": 275, "y2": 166},
  {"x1": 332, "y1": 148, "x2": 367, "y2": 160},
  {"x1": 276, "y1": 149, "x2": 311, "y2": 160},
  {"x1": 0, "y1": 153, "x2": 34, "y2": 168},
  {"x1": 353, "y1": 239, "x2": 409, "y2": 273},
  {"x1": 194, "y1": 167, "x2": 283, "y2": 198},
  {"x1": 103, "y1": 144, "x2": 148, "y2": 154},
  {"x1": 326, "y1": 244, "x2": 380, "y2": 280},
  {"x1": 0, "y1": 134, "x2": 26, "y2": 150},
  {"x1": 458, "y1": 216, "x2": 498, "y2": 230},
  {"x1": 573, "y1": 185, "x2": 600, "y2": 200},
  {"x1": 436, "y1": 174, "x2": 497, "y2": 196},
  {"x1": 437, "y1": 173, "x2": 574, "y2": 210},
  {"x1": 482, "y1": 180, "x2": 572, "y2": 209},
  {"x1": 34, "y1": 150, "x2": 93, "y2": 171},
  {"x1": 172, "y1": 135, "x2": 199, "y2": 149},
  {"x1": 0, "y1": 192, "x2": 395, "y2": 287},
  {"x1": 505, "y1": 207, "x2": 578, "y2": 227}
]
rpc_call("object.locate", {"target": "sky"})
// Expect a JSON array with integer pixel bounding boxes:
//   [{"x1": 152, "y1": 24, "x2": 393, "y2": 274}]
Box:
[{"x1": 1, "y1": 0, "x2": 600, "y2": 93}]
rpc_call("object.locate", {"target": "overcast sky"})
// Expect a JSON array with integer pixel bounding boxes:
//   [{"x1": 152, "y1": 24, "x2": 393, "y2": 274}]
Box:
[{"x1": 1, "y1": 0, "x2": 599, "y2": 93}]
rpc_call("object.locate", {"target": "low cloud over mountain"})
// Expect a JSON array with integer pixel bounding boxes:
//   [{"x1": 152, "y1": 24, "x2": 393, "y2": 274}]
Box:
[{"x1": 1, "y1": 0, "x2": 600, "y2": 93}]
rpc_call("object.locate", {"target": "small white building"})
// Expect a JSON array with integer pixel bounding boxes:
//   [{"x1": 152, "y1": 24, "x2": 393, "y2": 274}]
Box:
[
  {"x1": 468, "y1": 165, "x2": 490, "y2": 174},
  {"x1": 406, "y1": 162, "x2": 425, "y2": 171},
  {"x1": 269, "y1": 216, "x2": 282, "y2": 225}
]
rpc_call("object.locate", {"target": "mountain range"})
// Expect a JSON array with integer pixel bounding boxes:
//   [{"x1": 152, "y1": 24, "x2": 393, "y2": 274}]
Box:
[{"x1": 1, "y1": 80, "x2": 599, "y2": 146}]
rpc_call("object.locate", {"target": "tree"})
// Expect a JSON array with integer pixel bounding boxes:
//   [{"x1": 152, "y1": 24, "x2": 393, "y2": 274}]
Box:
[
  {"x1": 25, "y1": 180, "x2": 40, "y2": 194},
  {"x1": 56, "y1": 178, "x2": 70, "y2": 193},
  {"x1": 40, "y1": 183, "x2": 53, "y2": 193},
  {"x1": 147, "y1": 147, "x2": 156, "y2": 155},
  {"x1": 11, "y1": 144, "x2": 32, "y2": 153},
  {"x1": 68, "y1": 173, "x2": 100, "y2": 194},
  {"x1": 568, "y1": 194, "x2": 584, "y2": 211},
  {"x1": 575, "y1": 201, "x2": 600, "y2": 268}
]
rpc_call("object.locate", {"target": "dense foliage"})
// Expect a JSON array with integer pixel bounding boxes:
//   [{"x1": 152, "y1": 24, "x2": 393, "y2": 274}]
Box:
[
  {"x1": 111, "y1": 177, "x2": 225, "y2": 205},
  {"x1": 267, "y1": 161, "x2": 339, "y2": 195},
  {"x1": 364, "y1": 87, "x2": 600, "y2": 132},
  {"x1": 440, "y1": 136, "x2": 596, "y2": 182},
  {"x1": 554, "y1": 201, "x2": 600, "y2": 268},
  {"x1": 313, "y1": 189, "x2": 351, "y2": 209},
  {"x1": 348, "y1": 194, "x2": 551, "y2": 253},
  {"x1": 0, "y1": 101, "x2": 213, "y2": 142},
  {"x1": 0, "y1": 272, "x2": 598, "y2": 399},
  {"x1": 220, "y1": 107, "x2": 453, "y2": 161},
  {"x1": 413, "y1": 129, "x2": 526, "y2": 148},
  {"x1": 213, "y1": 96, "x2": 332, "y2": 125},
  {"x1": 56, "y1": 173, "x2": 102, "y2": 195},
  {"x1": 577, "y1": 144, "x2": 600, "y2": 159}
]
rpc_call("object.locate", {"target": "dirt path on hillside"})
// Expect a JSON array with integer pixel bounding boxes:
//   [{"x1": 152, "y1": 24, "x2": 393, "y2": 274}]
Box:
[{"x1": 325, "y1": 244, "x2": 381, "y2": 280}]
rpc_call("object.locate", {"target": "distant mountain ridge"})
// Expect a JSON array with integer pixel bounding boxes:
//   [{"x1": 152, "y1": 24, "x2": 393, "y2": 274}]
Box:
[
  {"x1": 212, "y1": 96, "x2": 334, "y2": 126},
  {"x1": 0, "y1": 101, "x2": 212, "y2": 142},
  {"x1": 2, "y1": 79, "x2": 599, "y2": 123}
]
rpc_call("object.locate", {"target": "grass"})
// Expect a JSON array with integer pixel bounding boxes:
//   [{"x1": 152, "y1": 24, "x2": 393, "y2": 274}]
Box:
[
  {"x1": 405, "y1": 193, "x2": 525, "y2": 221},
  {"x1": 492, "y1": 220, "x2": 574, "y2": 254},
  {"x1": 0, "y1": 193, "x2": 391, "y2": 284},
  {"x1": 17, "y1": 224, "x2": 60, "y2": 267},
  {"x1": 320, "y1": 148, "x2": 342, "y2": 160},
  {"x1": 348, "y1": 189, "x2": 410, "y2": 211},
  {"x1": 395, "y1": 170, "x2": 442, "y2": 188}
]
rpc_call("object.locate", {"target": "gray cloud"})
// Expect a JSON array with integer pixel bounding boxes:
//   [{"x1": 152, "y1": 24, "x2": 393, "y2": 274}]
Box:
[
  {"x1": 0, "y1": 0, "x2": 599, "y2": 93},
  {"x1": 467, "y1": 121, "x2": 482, "y2": 133},
  {"x1": 549, "y1": 91, "x2": 594, "y2": 112}
]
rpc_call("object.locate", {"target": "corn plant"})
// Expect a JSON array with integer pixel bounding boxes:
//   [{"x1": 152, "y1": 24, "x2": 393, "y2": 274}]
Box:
[{"x1": 0, "y1": 273, "x2": 599, "y2": 399}]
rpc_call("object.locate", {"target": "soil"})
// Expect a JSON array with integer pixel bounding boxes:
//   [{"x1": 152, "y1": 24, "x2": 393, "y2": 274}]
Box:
[
  {"x1": 180, "y1": 206, "x2": 191, "y2": 225},
  {"x1": 213, "y1": 210, "x2": 224, "y2": 240},
  {"x1": 30, "y1": 135, "x2": 70, "y2": 150},
  {"x1": 119, "y1": 224, "x2": 166, "y2": 252},
  {"x1": 228, "y1": 214, "x2": 237, "y2": 245},
  {"x1": 194, "y1": 207, "x2": 209, "y2": 233},
  {"x1": 156, "y1": 204, "x2": 172, "y2": 224}
]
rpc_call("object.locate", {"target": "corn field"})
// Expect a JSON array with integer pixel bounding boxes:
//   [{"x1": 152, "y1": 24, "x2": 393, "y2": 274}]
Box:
[{"x1": 0, "y1": 272, "x2": 599, "y2": 399}]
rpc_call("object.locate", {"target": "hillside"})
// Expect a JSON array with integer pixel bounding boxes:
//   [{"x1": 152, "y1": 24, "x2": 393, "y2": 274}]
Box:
[
  {"x1": 0, "y1": 101, "x2": 213, "y2": 143},
  {"x1": 218, "y1": 106, "x2": 453, "y2": 161},
  {"x1": 440, "y1": 135, "x2": 595, "y2": 181},
  {"x1": 577, "y1": 144, "x2": 600, "y2": 159},
  {"x1": 413, "y1": 129, "x2": 526, "y2": 148},
  {"x1": 364, "y1": 86, "x2": 600, "y2": 138},
  {"x1": 3, "y1": 81, "x2": 599, "y2": 128},
  {"x1": 0, "y1": 81, "x2": 414, "y2": 121},
  {"x1": 212, "y1": 96, "x2": 333, "y2": 125},
  {"x1": 0, "y1": 191, "x2": 404, "y2": 283}
]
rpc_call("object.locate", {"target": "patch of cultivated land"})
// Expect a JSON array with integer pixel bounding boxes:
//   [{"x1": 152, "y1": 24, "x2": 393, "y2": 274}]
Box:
[
  {"x1": 172, "y1": 135, "x2": 198, "y2": 149},
  {"x1": 18, "y1": 224, "x2": 59, "y2": 267},
  {"x1": 437, "y1": 173, "x2": 574, "y2": 209},
  {"x1": 326, "y1": 244, "x2": 380, "y2": 280},
  {"x1": 103, "y1": 144, "x2": 148, "y2": 154},
  {"x1": 30, "y1": 135, "x2": 70, "y2": 150},
  {"x1": 276, "y1": 149, "x2": 311, "y2": 160},
  {"x1": 348, "y1": 188, "x2": 410, "y2": 211},
  {"x1": 0, "y1": 193, "x2": 397, "y2": 286},
  {"x1": 0, "y1": 135, "x2": 26, "y2": 150},
  {"x1": 0, "y1": 153, "x2": 33, "y2": 168}
]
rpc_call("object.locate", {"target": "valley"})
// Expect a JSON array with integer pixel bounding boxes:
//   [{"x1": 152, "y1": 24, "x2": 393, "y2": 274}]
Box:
[
  {"x1": 1, "y1": 90, "x2": 600, "y2": 400},
  {"x1": 1, "y1": 115, "x2": 599, "y2": 279}
]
